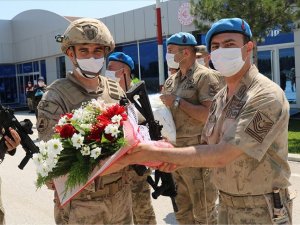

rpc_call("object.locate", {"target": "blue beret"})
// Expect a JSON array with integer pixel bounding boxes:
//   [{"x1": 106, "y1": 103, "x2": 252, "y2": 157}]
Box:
[
  {"x1": 205, "y1": 18, "x2": 252, "y2": 52},
  {"x1": 167, "y1": 32, "x2": 197, "y2": 46},
  {"x1": 108, "y1": 52, "x2": 134, "y2": 71}
]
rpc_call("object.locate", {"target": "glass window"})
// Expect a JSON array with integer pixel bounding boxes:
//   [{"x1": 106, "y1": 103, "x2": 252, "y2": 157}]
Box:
[
  {"x1": 17, "y1": 64, "x2": 23, "y2": 74},
  {"x1": 56, "y1": 56, "x2": 66, "y2": 79},
  {"x1": 0, "y1": 64, "x2": 17, "y2": 103},
  {"x1": 23, "y1": 62, "x2": 33, "y2": 73},
  {"x1": 0, "y1": 64, "x2": 16, "y2": 77},
  {"x1": 41, "y1": 60, "x2": 46, "y2": 82},
  {"x1": 33, "y1": 61, "x2": 39, "y2": 72},
  {"x1": 139, "y1": 40, "x2": 159, "y2": 93},
  {"x1": 0, "y1": 77, "x2": 17, "y2": 103},
  {"x1": 279, "y1": 48, "x2": 296, "y2": 104},
  {"x1": 258, "y1": 50, "x2": 273, "y2": 80}
]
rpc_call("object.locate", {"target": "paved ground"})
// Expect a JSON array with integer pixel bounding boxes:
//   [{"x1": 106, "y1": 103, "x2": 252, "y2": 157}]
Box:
[{"x1": 0, "y1": 111, "x2": 299, "y2": 225}]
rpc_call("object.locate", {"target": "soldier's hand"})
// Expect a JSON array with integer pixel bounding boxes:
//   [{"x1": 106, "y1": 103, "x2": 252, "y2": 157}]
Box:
[
  {"x1": 157, "y1": 162, "x2": 179, "y2": 173},
  {"x1": 160, "y1": 94, "x2": 176, "y2": 107},
  {"x1": 5, "y1": 128, "x2": 21, "y2": 151}
]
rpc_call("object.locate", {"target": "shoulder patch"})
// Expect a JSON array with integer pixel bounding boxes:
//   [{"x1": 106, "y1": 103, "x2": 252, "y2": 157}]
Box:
[
  {"x1": 245, "y1": 110, "x2": 274, "y2": 143},
  {"x1": 37, "y1": 117, "x2": 49, "y2": 133},
  {"x1": 165, "y1": 79, "x2": 173, "y2": 88},
  {"x1": 107, "y1": 79, "x2": 122, "y2": 100}
]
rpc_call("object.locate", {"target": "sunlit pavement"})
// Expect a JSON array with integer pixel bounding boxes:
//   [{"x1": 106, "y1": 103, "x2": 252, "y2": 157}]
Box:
[{"x1": 0, "y1": 112, "x2": 298, "y2": 225}]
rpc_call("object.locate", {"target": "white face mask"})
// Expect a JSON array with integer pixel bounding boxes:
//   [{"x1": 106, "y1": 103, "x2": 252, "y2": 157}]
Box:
[
  {"x1": 105, "y1": 70, "x2": 121, "y2": 82},
  {"x1": 197, "y1": 58, "x2": 205, "y2": 66},
  {"x1": 76, "y1": 57, "x2": 104, "y2": 78},
  {"x1": 211, "y1": 46, "x2": 246, "y2": 77},
  {"x1": 166, "y1": 53, "x2": 179, "y2": 69}
]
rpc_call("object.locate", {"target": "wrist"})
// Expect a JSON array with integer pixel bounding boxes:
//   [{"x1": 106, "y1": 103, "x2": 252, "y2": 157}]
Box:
[{"x1": 173, "y1": 96, "x2": 181, "y2": 109}]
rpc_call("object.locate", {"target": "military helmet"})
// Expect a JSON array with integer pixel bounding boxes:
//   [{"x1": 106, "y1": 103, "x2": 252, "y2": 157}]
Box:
[{"x1": 56, "y1": 18, "x2": 115, "y2": 54}]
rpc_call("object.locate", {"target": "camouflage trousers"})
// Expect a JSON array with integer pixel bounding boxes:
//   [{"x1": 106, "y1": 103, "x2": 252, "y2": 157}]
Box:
[
  {"x1": 0, "y1": 179, "x2": 4, "y2": 225},
  {"x1": 54, "y1": 183, "x2": 133, "y2": 224},
  {"x1": 218, "y1": 189, "x2": 293, "y2": 224},
  {"x1": 129, "y1": 168, "x2": 156, "y2": 225},
  {"x1": 173, "y1": 167, "x2": 218, "y2": 225}
]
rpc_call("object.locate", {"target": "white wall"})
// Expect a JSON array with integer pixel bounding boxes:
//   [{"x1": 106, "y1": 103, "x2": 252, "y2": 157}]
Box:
[
  {"x1": 101, "y1": 0, "x2": 196, "y2": 44},
  {"x1": 11, "y1": 9, "x2": 70, "y2": 63},
  {"x1": 46, "y1": 57, "x2": 58, "y2": 84},
  {"x1": 0, "y1": 20, "x2": 13, "y2": 63}
]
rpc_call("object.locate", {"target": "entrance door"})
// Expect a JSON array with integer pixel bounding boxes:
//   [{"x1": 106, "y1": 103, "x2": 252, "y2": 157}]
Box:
[{"x1": 17, "y1": 74, "x2": 39, "y2": 105}]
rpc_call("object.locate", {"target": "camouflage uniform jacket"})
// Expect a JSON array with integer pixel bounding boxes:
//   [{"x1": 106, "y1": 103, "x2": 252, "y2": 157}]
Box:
[
  {"x1": 202, "y1": 65, "x2": 291, "y2": 195},
  {"x1": 163, "y1": 62, "x2": 222, "y2": 146}
]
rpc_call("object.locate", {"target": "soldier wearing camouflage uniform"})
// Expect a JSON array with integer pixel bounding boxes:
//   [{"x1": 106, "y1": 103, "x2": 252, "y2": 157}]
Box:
[
  {"x1": 202, "y1": 17, "x2": 293, "y2": 224},
  {"x1": 37, "y1": 18, "x2": 133, "y2": 224},
  {"x1": 160, "y1": 32, "x2": 222, "y2": 225},
  {"x1": 106, "y1": 52, "x2": 157, "y2": 225},
  {"x1": 119, "y1": 18, "x2": 293, "y2": 225}
]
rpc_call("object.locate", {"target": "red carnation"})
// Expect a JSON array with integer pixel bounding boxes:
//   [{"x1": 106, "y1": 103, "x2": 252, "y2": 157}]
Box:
[
  {"x1": 87, "y1": 122, "x2": 106, "y2": 141},
  {"x1": 98, "y1": 104, "x2": 127, "y2": 124},
  {"x1": 59, "y1": 124, "x2": 76, "y2": 138},
  {"x1": 55, "y1": 125, "x2": 62, "y2": 134}
]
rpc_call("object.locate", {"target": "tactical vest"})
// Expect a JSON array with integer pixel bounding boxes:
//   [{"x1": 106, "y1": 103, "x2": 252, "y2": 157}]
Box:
[{"x1": 47, "y1": 75, "x2": 125, "y2": 113}]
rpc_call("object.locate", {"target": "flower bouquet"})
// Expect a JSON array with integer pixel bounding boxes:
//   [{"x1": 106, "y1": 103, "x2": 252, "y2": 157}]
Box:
[{"x1": 34, "y1": 99, "x2": 129, "y2": 192}]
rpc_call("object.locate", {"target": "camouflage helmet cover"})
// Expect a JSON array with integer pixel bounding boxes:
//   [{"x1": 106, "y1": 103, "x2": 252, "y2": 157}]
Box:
[{"x1": 58, "y1": 18, "x2": 115, "y2": 54}]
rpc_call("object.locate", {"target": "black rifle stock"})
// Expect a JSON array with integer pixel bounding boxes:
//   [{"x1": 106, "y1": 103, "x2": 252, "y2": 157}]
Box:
[
  {"x1": 0, "y1": 105, "x2": 39, "y2": 169},
  {"x1": 125, "y1": 81, "x2": 178, "y2": 212}
]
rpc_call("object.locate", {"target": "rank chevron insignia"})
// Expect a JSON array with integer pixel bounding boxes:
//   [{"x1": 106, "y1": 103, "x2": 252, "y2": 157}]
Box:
[{"x1": 245, "y1": 110, "x2": 274, "y2": 143}]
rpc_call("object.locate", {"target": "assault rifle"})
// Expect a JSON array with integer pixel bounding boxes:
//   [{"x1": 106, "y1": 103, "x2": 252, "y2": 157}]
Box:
[
  {"x1": 0, "y1": 105, "x2": 39, "y2": 169},
  {"x1": 125, "y1": 81, "x2": 178, "y2": 212}
]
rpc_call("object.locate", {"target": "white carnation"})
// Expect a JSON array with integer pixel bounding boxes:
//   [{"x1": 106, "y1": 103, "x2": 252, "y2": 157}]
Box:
[
  {"x1": 111, "y1": 115, "x2": 123, "y2": 124},
  {"x1": 38, "y1": 141, "x2": 48, "y2": 156},
  {"x1": 58, "y1": 115, "x2": 68, "y2": 125},
  {"x1": 71, "y1": 133, "x2": 84, "y2": 149},
  {"x1": 90, "y1": 147, "x2": 102, "y2": 159},
  {"x1": 47, "y1": 139, "x2": 63, "y2": 155},
  {"x1": 80, "y1": 145, "x2": 91, "y2": 156},
  {"x1": 104, "y1": 124, "x2": 120, "y2": 138}
]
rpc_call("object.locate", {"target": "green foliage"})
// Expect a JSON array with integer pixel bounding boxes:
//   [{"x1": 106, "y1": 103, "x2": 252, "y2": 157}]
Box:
[
  {"x1": 288, "y1": 118, "x2": 300, "y2": 154},
  {"x1": 35, "y1": 137, "x2": 125, "y2": 193},
  {"x1": 190, "y1": 0, "x2": 300, "y2": 42}
]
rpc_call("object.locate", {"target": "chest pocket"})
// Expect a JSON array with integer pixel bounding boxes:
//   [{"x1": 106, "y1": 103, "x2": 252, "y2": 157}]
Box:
[{"x1": 180, "y1": 88, "x2": 197, "y2": 99}]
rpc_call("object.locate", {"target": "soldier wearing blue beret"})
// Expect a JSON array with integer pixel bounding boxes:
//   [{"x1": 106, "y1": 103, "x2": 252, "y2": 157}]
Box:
[
  {"x1": 106, "y1": 52, "x2": 157, "y2": 225},
  {"x1": 108, "y1": 18, "x2": 293, "y2": 225},
  {"x1": 160, "y1": 31, "x2": 222, "y2": 225},
  {"x1": 106, "y1": 52, "x2": 135, "y2": 91}
]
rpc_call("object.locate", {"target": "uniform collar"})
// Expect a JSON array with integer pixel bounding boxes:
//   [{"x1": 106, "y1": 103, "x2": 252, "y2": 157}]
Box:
[
  {"x1": 221, "y1": 65, "x2": 259, "y2": 102},
  {"x1": 177, "y1": 62, "x2": 198, "y2": 80}
]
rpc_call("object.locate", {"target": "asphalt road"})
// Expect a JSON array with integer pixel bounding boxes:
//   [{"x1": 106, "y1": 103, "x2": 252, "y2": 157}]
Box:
[{"x1": 0, "y1": 112, "x2": 299, "y2": 225}]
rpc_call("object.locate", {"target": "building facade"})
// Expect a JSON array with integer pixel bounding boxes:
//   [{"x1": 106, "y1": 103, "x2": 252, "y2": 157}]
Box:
[{"x1": 0, "y1": 0, "x2": 299, "y2": 109}]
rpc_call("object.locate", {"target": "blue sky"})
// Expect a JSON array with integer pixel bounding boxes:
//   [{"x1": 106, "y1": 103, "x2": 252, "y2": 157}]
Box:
[{"x1": 0, "y1": 0, "x2": 156, "y2": 20}]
